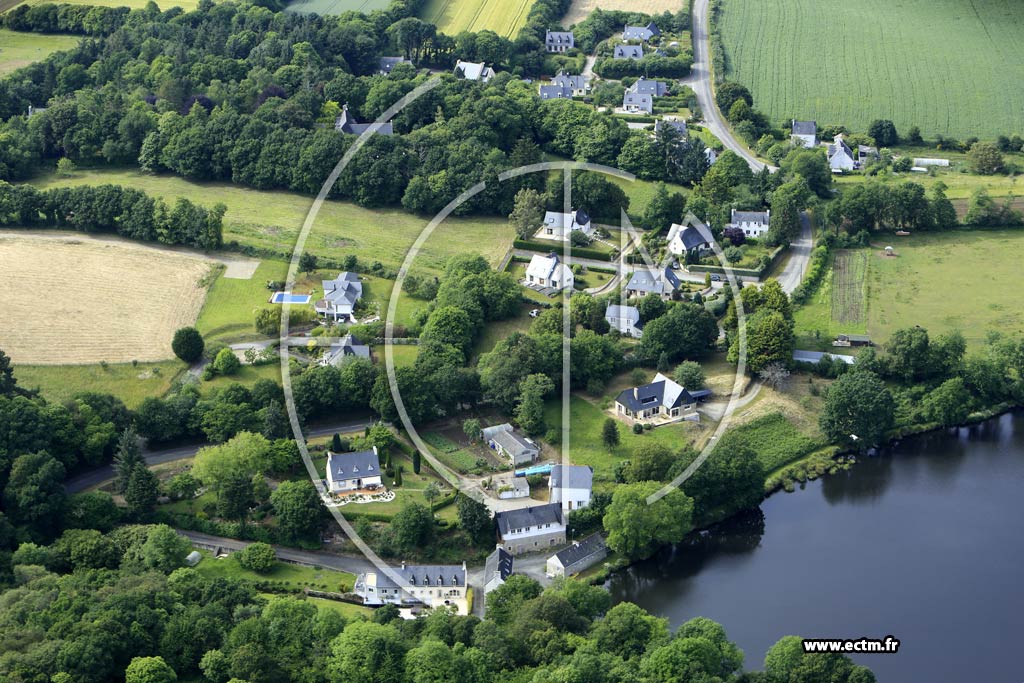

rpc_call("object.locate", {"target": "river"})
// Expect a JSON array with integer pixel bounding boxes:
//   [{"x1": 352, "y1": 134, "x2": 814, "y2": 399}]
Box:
[{"x1": 608, "y1": 412, "x2": 1024, "y2": 682}]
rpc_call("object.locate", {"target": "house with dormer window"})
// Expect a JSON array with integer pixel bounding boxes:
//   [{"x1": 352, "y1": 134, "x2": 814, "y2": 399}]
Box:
[
  {"x1": 354, "y1": 562, "x2": 469, "y2": 614},
  {"x1": 326, "y1": 447, "x2": 382, "y2": 493}
]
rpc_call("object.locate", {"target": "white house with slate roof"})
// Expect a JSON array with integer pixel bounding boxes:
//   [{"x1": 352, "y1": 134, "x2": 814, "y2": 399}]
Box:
[
  {"x1": 320, "y1": 333, "x2": 371, "y2": 367},
  {"x1": 629, "y1": 78, "x2": 669, "y2": 97},
  {"x1": 545, "y1": 30, "x2": 575, "y2": 52},
  {"x1": 655, "y1": 119, "x2": 687, "y2": 138},
  {"x1": 546, "y1": 533, "x2": 607, "y2": 578},
  {"x1": 827, "y1": 134, "x2": 856, "y2": 172},
  {"x1": 484, "y1": 546, "x2": 514, "y2": 594},
  {"x1": 791, "y1": 119, "x2": 818, "y2": 147},
  {"x1": 622, "y1": 92, "x2": 653, "y2": 114},
  {"x1": 667, "y1": 222, "x2": 711, "y2": 257},
  {"x1": 605, "y1": 304, "x2": 642, "y2": 338},
  {"x1": 315, "y1": 272, "x2": 363, "y2": 321},
  {"x1": 552, "y1": 70, "x2": 590, "y2": 96},
  {"x1": 326, "y1": 447, "x2": 382, "y2": 493},
  {"x1": 539, "y1": 84, "x2": 572, "y2": 100},
  {"x1": 454, "y1": 59, "x2": 494, "y2": 82},
  {"x1": 625, "y1": 267, "x2": 681, "y2": 301},
  {"x1": 496, "y1": 503, "x2": 566, "y2": 555},
  {"x1": 334, "y1": 104, "x2": 393, "y2": 136},
  {"x1": 615, "y1": 373, "x2": 697, "y2": 424},
  {"x1": 549, "y1": 464, "x2": 592, "y2": 512},
  {"x1": 481, "y1": 423, "x2": 540, "y2": 466},
  {"x1": 614, "y1": 44, "x2": 644, "y2": 60},
  {"x1": 526, "y1": 253, "x2": 574, "y2": 291},
  {"x1": 727, "y1": 209, "x2": 770, "y2": 238},
  {"x1": 537, "y1": 209, "x2": 592, "y2": 241},
  {"x1": 354, "y1": 562, "x2": 469, "y2": 614},
  {"x1": 622, "y1": 22, "x2": 660, "y2": 42}
]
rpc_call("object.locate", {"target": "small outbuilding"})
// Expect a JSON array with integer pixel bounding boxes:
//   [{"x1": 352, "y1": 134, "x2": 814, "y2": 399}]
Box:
[
  {"x1": 185, "y1": 550, "x2": 202, "y2": 567},
  {"x1": 546, "y1": 534, "x2": 608, "y2": 578}
]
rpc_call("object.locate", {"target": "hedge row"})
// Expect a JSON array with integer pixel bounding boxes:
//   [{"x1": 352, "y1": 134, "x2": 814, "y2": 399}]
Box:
[
  {"x1": 513, "y1": 238, "x2": 616, "y2": 262},
  {"x1": 790, "y1": 243, "x2": 830, "y2": 304}
]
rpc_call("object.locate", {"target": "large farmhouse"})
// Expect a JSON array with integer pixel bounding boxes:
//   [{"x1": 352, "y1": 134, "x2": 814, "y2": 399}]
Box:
[
  {"x1": 545, "y1": 30, "x2": 575, "y2": 52},
  {"x1": 727, "y1": 209, "x2": 770, "y2": 238},
  {"x1": 495, "y1": 503, "x2": 566, "y2": 555},
  {"x1": 354, "y1": 562, "x2": 469, "y2": 614}
]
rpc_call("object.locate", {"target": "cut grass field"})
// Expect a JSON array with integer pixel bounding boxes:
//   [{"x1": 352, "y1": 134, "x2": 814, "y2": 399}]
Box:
[
  {"x1": 13, "y1": 0, "x2": 199, "y2": 9},
  {"x1": 0, "y1": 29, "x2": 80, "y2": 74},
  {"x1": 32, "y1": 168, "x2": 515, "y2": 276},
  {"x1": 192, "y1": 550, "x2": 356, "y2": 593},
  {"x1": 717, "y1": 0, "x2": 1024, "y2": 138},
  {"x1": 794, "y1": 230, "x2": 1024, "y2": 349},
  {"x1": 563, "y1": 0, "x2": 686, "y2": 27},
  {"x1": 0, "y1": 232, "x2": 214, "y2": 364},
  {"x1": 420, "y1": 0, "x2": 535, "y2": 38},
  {"x1": 285, "y1": 0, "x2": 390, "y2": 15},
  {"x1": 834, "y1": 167, "x2": 1024, "y2": 201},
  {"x1": 12, "y1": 360, "x2": 185, "y2": 408}
]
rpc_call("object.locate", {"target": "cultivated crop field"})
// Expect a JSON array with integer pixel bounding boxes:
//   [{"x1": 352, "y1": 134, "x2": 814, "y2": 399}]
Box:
[
  {"x1": 717, "y1": 0, "x2": 1024, "y2": 138},
  {"x1": 830, "y1": 250, "x2": 867, "y2": 324},
  {"x1": 285, "y1": 0, "x2": 390, "y2": 15},
  {"x1": 563, "y1": 0, "x2": 685, "y2": 27},
  {"x1": 794, "y1": 230, "x2": 1024, "y2": 349},
  {"x1": 33, "y1": 169, "x2": 515, "y2": 275},
  {"x1": 0, "y1": 233, "x2": 213, "y2": 364},
  {"x1": 0, "y1": 29, "x2": 80, "y2": 74},
  {"x1": 419, "y1": 0, "x2": 535, "y2": 38}
]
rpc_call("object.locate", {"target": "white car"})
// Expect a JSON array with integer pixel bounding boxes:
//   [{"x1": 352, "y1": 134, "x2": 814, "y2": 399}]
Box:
[{"x1": 529, "y1": 309, "x2": 541, "y2": 318}]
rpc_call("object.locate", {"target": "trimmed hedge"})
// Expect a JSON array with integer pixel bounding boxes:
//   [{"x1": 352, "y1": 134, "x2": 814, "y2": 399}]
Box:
[
  {"x1": 513, "y1": 239, "x2": 615, "y2": 262},
  {"x1": 687, "y1": 245, "x2": 786, "y2": 278}
]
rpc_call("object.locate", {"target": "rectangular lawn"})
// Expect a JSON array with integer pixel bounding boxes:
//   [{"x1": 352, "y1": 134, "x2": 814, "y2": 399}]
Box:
[{"x1": 0, "y1": 29, "x2": 80, "y2": 74}]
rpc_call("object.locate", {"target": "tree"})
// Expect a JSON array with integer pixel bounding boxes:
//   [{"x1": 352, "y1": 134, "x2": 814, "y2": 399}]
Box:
[
  {"x1": 603, "y1": 482, "x2": 694, "y2": 559},
  {"x1": 923, "y1": 377, "x2": 970, "y2": 427},
  {"x1": 640, "y1": 183, "x2": 685, "y2": 231},
  {"x1": 0, "y1": 348, "x2": 18, "y2": 396},
  {"x1": 271, "y1": 480, "x2": 322, "y2": 542},
  {"x1": 672, "y1": 361, "x2": 705, "y2": 389},
  {"x1": 192, "y1": 432, "x2": 272, "y2": 496},
  {"x1": 216, "y1": 472, "x2": 253, "y2": 522},
  {"x1": 456, "y1": 493, "x2": 494, "y2": 544},
  {"x1": 261, "y1": 399, "x2": 289, "y2": 439},
  {"x1": 592, "y1": 601, "x2": 670, "y2": 660},
  {"x1": 624, "y1": 443, "x2": 676, "y2": 483},
  {"x1": 867, "y1": 119, "x2": 898, "y2": 147},
  {"x1": 683, "y1": 443, "x2": 765, "y2": 520},
  {"x1": 462, "y1": 418, "x2": 482, "y2": 443},
  {"x1": 715, "y1": 82, "x2": 752, "y2": 113},
  {"x1": 967, "y1": 141, "x2": 1004, "y2": 175},
  {"x1": 391, "y1": 502, "x2": 434, "y2": 550},
  {"x1": 412, "y1": 449, "x2": 421, "y2": 474},
  {"x1": 602, "y1": 418, "x2": 620, "y2": 447},
  {"x1": 165, "y1": 472, "x2": 199, "y2": 501},
  {"x1": 485, "y1": 574, "x2": 542, "y2": 624},
  {"x1": 636, "y1": 293, "x2": 667, "y2": 323},
  {"x1": 639, "y1": 302, "x2": 718, "y2": 363},
  {"x1": 819, "y1": 370, "x2": 895, "y2": 448},
  {"x1": 509, "y1": 188, "x2": 546, "y2": 240},
  {"x1": 759, "y1": 361, "x2": 791, "y2": 388},
  {"x1": 328, "y1": 621, "x2": 406, "y2": 683},
  {"x1": 213, "y1": 348, "x2": 241, "y2": 376},
  {"x1": 237, "y1": 542, "x2": 275, "y2": 572},
  {"x1": 140, "y1": 524, "x2": 191, "y2": 572},
  {"x1": 905, "y1": 126, "x2": 923, "y2": 145},
  {"x1": 298, "y1": 251, "x2": 318, "y2": 273},
  {"x1": 125, "y1": 465, "x2": 160, "y2": 518},
  {"x1": 125, "y1": 656, "x2": 177, "y2": 683},
  {"x1": 56, "y1": 157, "x2": 77, "y2": 177},
  {"x1": 113, "y1": 425, "x2": 145, "y2": 493},
  {"x1": 885, "y1": 326, "x2": 933, "y2": 382},
  {"x1": 3, "y1": 451, "x2": 66, "y2": 541},
  {"x1": 331, "y1": 433, "x2": 344, "y2": 452},
  {"x1": 422, "y1": 482, "x2": 441, "y2": 506},
  {"x1": 515, "y1": 373, "x2": 554, "y2": 436},
  {"x1": 171, "y1": 327, "x2": 204, "y2": 363},
  {"x1": 743, "y1": 309, "x2": 795, "y2": 373}
]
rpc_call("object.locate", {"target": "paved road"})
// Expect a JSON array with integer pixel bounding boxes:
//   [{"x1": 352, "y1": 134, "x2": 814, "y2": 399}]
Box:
[
  {"x1": 774, "y1": 213, "x2": 813, "y2": 294},
  {"x1": 177, "y1": 530, "x2": 376, "y2": 575},
  {"x1": 64, "y1": 416, "x2": 377, "y2": 493},
  {"x1": 685, "y1": 0, "x2": 775, "y2": 173}
]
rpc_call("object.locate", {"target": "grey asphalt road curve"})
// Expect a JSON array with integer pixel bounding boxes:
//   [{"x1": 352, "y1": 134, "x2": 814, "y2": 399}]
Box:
[
  {"x1": 177, "y1": 529, "x2": 376, "y2": 575},
  {"x1": 775, "y1": 213, "x2": 813, "y2": 294}
]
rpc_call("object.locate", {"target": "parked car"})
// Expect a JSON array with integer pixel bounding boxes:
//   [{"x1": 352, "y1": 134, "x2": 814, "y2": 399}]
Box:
[
  {"x1": 529, "y1": 309, "x2": 541, "y2": 318},
  {"x1": 710, "y1": 274, "x2": 722, "y2": 282}
]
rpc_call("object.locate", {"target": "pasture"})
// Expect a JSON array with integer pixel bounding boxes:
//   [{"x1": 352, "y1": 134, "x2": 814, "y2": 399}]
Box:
[
  {"x1": 563, "y1": 0, "x2": 685, "y2": 27},
  {"x1": 0, "y1": 29, "x2": 80, "y2": 75},
  {"x1": 32, "y1": 168, "x2": 515, "y2": 276},
  {"x1": 286, "y1": 0, "x2": 390, "y2": 14},
  {"x1": 12, "y1": 360, "x2": 185, "y2": 408},
  {"x1": 11, "y1": 0, "x2": 199, "y2": 9},
  {"x1": 717, "y1": 0, "x2": 1024, "y2": 138},
  {"x1": 419, "y1": 0, "x2": 535, "y2": 38},
  {"x1": 793, "y1": 230, "x2": 1024, "y2": 349},
  {"x1": 0, "y1": 233, "x2": 213, "y2": 364}
]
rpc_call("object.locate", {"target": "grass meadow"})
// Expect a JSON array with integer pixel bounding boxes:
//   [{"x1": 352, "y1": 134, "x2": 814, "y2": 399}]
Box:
[
  {"x1": 285, "y1": 0, "x2": 390, "y2": 15},
  {"x1": 794, "y1": 230, "x2": 1024, "y2": 349},
  {"x1": 0, "y1": 29, "x2": 80, "y2": 74},
  {"x1": 419, "y1": 0, "x2": 536, "y2": 38},
  {"x1": 717, "y1": 0, "x2": 1024, "y2": 138},
  {"x1": 12, "y1": 0, "x2": 199, "y2": 9},
  {"x1": 32, "y1": 168, "x2": 515, "y2": 276},
  {"x1": 13, "y1": 360, "x2": 185, "y2": 408},
  {"x1": 192, "y1": 550, "x2": 357, "y2": 593}
]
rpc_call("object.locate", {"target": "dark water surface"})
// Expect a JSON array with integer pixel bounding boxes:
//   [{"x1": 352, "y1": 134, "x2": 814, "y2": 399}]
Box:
[{"x1": 608, "y1": 412, "x2": 1024, "y2": 682}]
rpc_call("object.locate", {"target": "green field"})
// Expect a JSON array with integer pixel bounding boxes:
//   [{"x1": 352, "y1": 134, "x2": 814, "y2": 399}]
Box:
[
  {"x1": 32, "y1": 168, "x2": 514, "y2": 276},
  {"x1": 794, "y1": 230, "x2": 1024, "y2": 349},
  {"x1": 420, "y1": 0, "x2": 536, "y2": 38},
  {"x1": 192, "y1": 550, "x2": 356, "y2": 593},
  {"x1": 13, "y1": 360, "x2": 186, "y2": 408},
  {"x1": 718, "y1": 0, "x2": 1024, "y2": 138},
  {"x1": 0, "y1": 29, "x2": 80, "y2": 74},
  {"x1": 286, "y1": 0, "x2": 390, "y2": 15},
  {"x1": 13, "y1": 0, "x2": 199, "y2": 9}
]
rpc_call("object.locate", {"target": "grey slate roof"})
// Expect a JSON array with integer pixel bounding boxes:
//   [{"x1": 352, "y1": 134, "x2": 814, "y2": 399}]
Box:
[
  {"x1": 623, "y1": 92, "x2": 653, "y2": 112},
  {"x1": 828, "y1": 137, "x2": 854, "y2": 159},
  {"x1": 327, "y1": 448, "x2": 379, "y2": 483},
  {"x1": 655, "y1": 119, "x2": 687, "y2": 137},
  {"x1": 335, "y1": 105, "x2": 393, "y2": 136},
  {"x1": 552, "y1": 71, "x2": 588, "y2": 90},
  {"x1": 678, "y1": 225, "x2": 708, "y2": 250},
  {"x1": 606, "y1": 304, "x2": 640, "y2": 325},
  {"x1": 731, "y1": 210, "x2": 770, "y2": 225},
  {"x1": 539, "y1": 84, "x2": 572, "y2": 99},
  {"x1": 614, "y1": 44, "x2": 644, "y2": 60},
  {"x1": 491, "y1": 428, "x2": 538, "y2": 459},
  {"x1": 793, "y1": 350, "x2": 856, "y2": 365},
  {"x1": 553, "y1": 533, "x2": 606, "y2": 567},
  {"x1": 485, "y1": 547, "x2": 513, "y2": 583},
  {"x1": 616, "y1": 378, "x2": 694, "y2": 413},
  {"x1": 791, "y1": 119, "x2": 817, "y2": 136},
  {"x1": 549, "y1": 464, "x2": 592, "y2": 490},
  {"x1": 323, "y1": 334, "x2": 371, "y2": 365},
  {"x1": 496, "y1": 503, "x2": 562, "y2": 535},
  {"x1": 629, "y1": 78, "x2": 668, "y2": 96},
  {"x1": 622, "y1": 22, "x2": 660, "y2": 41},
  {"x1": 545, "y1": 30, "x2": 575, "y2": 48},
  {"x1": 372, "y1": 564, "x2": 466, "y2": 589},
  {"x1": 663, "y1": 267, "x2": 682, "y2": 289}
]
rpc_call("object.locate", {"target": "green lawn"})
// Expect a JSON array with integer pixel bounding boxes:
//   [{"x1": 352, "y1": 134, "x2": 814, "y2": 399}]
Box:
[
  {"x1": 192, "y1": 550, "x2": 356, "y2": 593},
  {"x1": 31, "y1": 168, "x2": 514, "y2": 276},
  {"x1": 0, "y1": 29, "x2": 81, "y2": 74},
  {"x1": 794, "y1": 230, "x2": 1024, "y2": 349},
  {"x1": 715, "y1": 413, "x2": 822, "y2": 474},
  {"x1": 542, "y1": 395, "x2": 705, "y2": 482},
  {"x1": 286, "y1": 0, "x2": 390, "y2": 14},
  {"x1": 373, "y1": 344, "x2": 418, "y2": 367},
  {"x1": 13, "y1": 360, "x2": 186, "y2": 408},
  {"x1": 470, "y1": 303, "x2": 535, "y2": 362},
  {"x1": 419, "y1": 0, "x2": 537, "y2": 38},
  {"x1": 201, "y1": 363, "x2": 282, "y2": 392},
  {"x1": 718, "y1": 0, "x2": 1024, "y2": 138},
  {"x1": 196, "y1": 261, "x2": 288, "y2": 341}
]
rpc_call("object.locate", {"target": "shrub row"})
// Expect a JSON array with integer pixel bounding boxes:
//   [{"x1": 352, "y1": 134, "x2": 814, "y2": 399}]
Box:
[{"x1": 513, "y1": 238, "x2": 615, "y2": 262}]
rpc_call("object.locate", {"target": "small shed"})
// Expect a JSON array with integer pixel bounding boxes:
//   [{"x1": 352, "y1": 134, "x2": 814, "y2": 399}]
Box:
[
  {"x1": 497, "y1": 477, "x2": 530, "y2": 500},
  {"x1": 546, "y1": 534, "x2": 607, "y2": 578},
  {"x1": 185, "y1": 550, "x2": 202, "y2": 567}
]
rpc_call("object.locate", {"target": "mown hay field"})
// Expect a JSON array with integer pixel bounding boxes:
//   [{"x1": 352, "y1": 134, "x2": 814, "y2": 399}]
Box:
[
  {"x1": 794, "y1": 230, "x2": 1024, "y2": 350},
  {"x1": 419, "y1": 0, "x2": 535, "y2": 38},
  {"x1": 285, "y1": 0, "x2": 390, "y2": 15},
  {"x1": 718, "y1": 0, "x2": 1024, "y2": 138},
  {"x1": 563, "y1": 0, "x2": 685, "y2": 27},
  {"x1": 0, "y1": 29, "x2": 81, "y2": 75},
  {"x1": 32, "y1": 168, "x2": 515, "y2": 276},
  {"x1": 0, "y1": 233, "x2": 213, "y2": 364}
]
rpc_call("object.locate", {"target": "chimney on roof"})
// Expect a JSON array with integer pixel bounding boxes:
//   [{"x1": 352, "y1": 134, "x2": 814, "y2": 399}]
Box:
[
  {"x1": 633, "y1": 387, "x2": 639, "y2": 399},
  {"x1": 401, "y1": 561, "x2": 406, "y2": 570}
]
